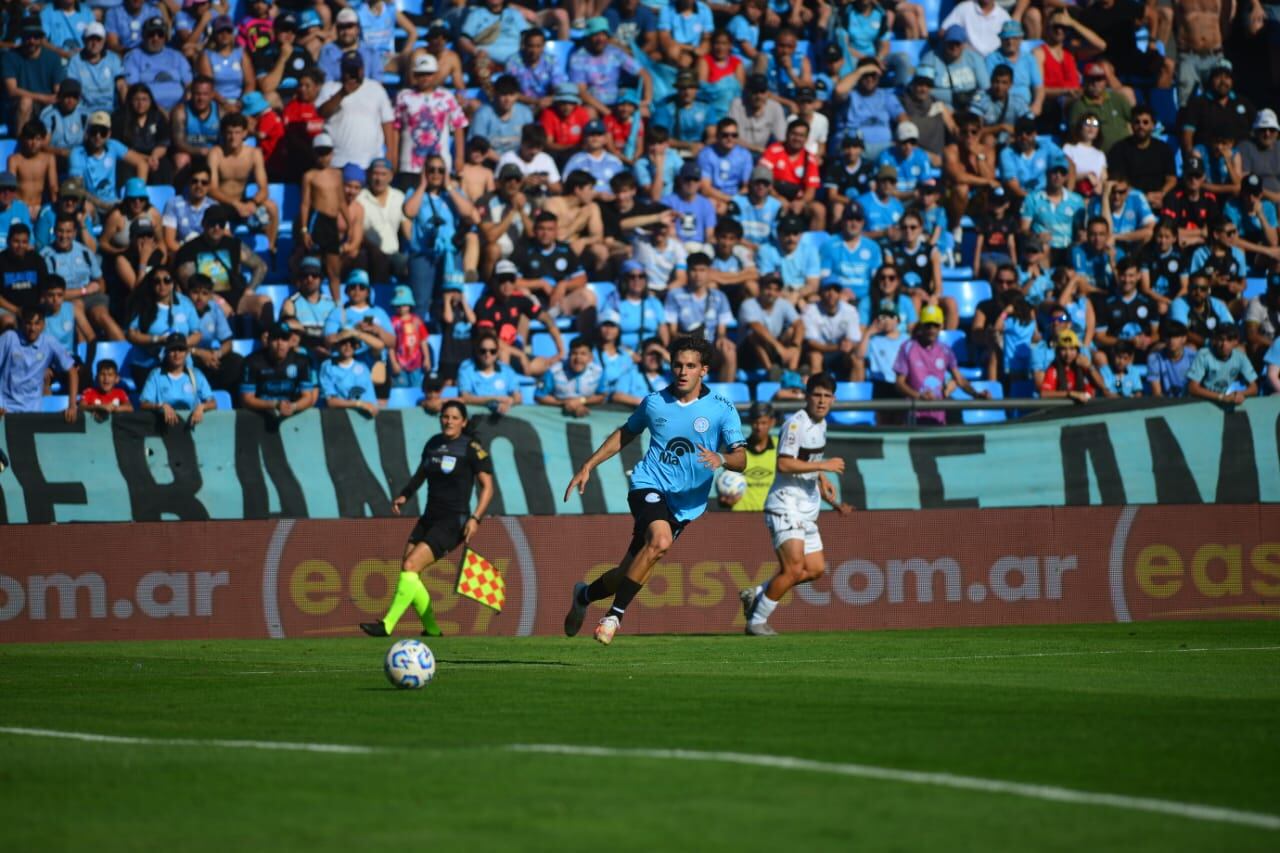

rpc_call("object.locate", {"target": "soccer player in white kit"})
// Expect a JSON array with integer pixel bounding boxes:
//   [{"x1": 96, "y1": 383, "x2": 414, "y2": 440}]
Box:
[{"x1": 740, "y1": 372, "x2": 851, "y2": 636}]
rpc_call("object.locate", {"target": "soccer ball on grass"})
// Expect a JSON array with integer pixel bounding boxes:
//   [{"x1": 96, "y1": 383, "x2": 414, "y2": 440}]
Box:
[{"x1": 384, "y1": 639, "x2": 436, "y2": 689}]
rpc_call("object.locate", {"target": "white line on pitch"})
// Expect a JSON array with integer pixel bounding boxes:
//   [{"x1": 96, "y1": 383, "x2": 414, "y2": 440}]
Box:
[
  {"x1": 0, "y1": 726, "x2": 381, "y2": 755},
  {"x1": 506, "y1": 744, "x2": 1280, "y2": 831}
]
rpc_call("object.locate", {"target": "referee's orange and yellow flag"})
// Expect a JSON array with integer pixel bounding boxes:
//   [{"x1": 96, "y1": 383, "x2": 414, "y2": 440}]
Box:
[{"x1": 457, "y1": 549, "x2": 505, "y2": 612}]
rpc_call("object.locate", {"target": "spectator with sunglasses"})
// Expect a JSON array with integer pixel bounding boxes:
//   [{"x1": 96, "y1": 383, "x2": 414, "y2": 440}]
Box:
[
  {"x1": 70, "y1": 111, "x2": 149, "y2": 214},
  {"x1": 457, "y1": 328, "x2": 523, "y2": 414},
  {"x1": 279, "y1": 256, "x2": 337, "y2": 360},
  {"x1": 1168, "y1": 271, "x2": 1235, "y2": 348}
]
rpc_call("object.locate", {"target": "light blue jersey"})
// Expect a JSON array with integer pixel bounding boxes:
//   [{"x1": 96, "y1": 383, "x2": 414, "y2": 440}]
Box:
[{"x1": 626, "y1": 386, "x2": 745, "y2": 522}]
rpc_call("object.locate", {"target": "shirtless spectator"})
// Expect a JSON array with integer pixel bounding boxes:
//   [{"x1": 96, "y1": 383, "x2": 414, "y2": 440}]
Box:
[
  {"x1": 207, "y1": 112, "x2": 279, "y2": 258},
  {"x1": 1174, "y1": 0, "x2": 1234, "y2": 104},
  {"x1": 510, "y1": 211, "x2": 597, "y2": 327},
  {"x1": 7, "y1": 122, "x2": 58, "y2": 216},
  {"x1": 340, "y1": 164, "x2": 366, "y2": 277},
  {"x1": 542, "y1": 170, "x2": 608, "y2": 274},
  {"x1": 943, "y1": 111, "x2": 1000, "y2": 226},
  {"x1": 298, "y1": 133, "x2": 348, "y2": 302}
]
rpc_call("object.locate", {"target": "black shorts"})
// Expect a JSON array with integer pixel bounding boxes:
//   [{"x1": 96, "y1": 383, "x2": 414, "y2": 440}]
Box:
[
  {"x1": 626, "y1": 489, "x2": 688, "y2": 556},
  {"x1": 408, "y1": 512, "x2": 467, "y2": 558},
  {"x1": 307, "y1": 212, "x2": 342, "y2": 256}
]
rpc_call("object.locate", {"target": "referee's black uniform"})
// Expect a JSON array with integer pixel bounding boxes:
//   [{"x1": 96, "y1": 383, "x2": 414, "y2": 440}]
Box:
[{"x1": 409, "y1": 433, "x2": 494, "y2": 557}]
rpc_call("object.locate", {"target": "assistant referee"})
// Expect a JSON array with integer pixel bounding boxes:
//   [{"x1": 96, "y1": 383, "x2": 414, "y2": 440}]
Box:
[{"x1": 360, "y1": 400, "x2": 495, "y2": 637}]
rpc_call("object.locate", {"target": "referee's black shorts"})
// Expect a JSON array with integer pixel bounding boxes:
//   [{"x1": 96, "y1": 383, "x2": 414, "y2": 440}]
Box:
[
  {"x1": 626, "y1": 489, "x2": 688, "y2": 556},
  {"x1": 408, "y1": 512, "x2": 468, "y2": 558}
]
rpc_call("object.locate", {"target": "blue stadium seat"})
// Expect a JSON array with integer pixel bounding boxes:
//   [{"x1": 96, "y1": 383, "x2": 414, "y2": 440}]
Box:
[
  {"x1": 888, "y1": 39, "x2": 928, "y2": 66},
  {"x1": 41, "y1": 395, "x2": 69, "y2": 413},
  {"x1": 532, "y1": 331, "x2": 576, "y2": 359},
  {"x1": 211, "y1": 390, "x2": 232, "y2": 410},
  {"x1": 938, "y1": 329, "x2": 970, "y2": 364},
  {"x1": 91, "y1": 341, "x2": 135, "y2": 387},
  {"x1": 270, "y1": 183, "x2": 299, "y2": 234},
  {"x1": 943, "y1": 279, "x2": 991, "y2": 320},
  {"x1": 427, "y1": 333, "x2": 441, "y2": 368},
  {"x1": 954, "y1": 381, "x2": 1006, "y2": 424},
  {"x1": 256, "y1": 284, "x2": 289, "y2": 319},
  {"x1": 397, "y1": 0, "x2": 425, "y2": 15},
  {"x1": 1244, "y1": 278, "x2": 1267, "y2": 300},
  {"x1": 387, "y1": 387, "x2": 424, "y2": 409},
  {"x1": 919, "y1": 0, "x2": 945, "y2": 32},
  {"x1": 462, "y1": 282, "x2": 485, "y2": 307},
  {"x1": 589, "y1": 281, "x2": 617, "y2": 307},
  {"x1": 545, "y1": 40, "x2": 572, "y2": 81},
  {"x1": 230, "y1": 338, "x2": 256, "y2": 357},
  {"x1": 708, "y1": 382, "x2": 750, "y2": 403},
  {"x1": 830, "y1": 381, "x2": 875, "y2": 427},
  {"x1": 372, "y1": 283, "x2": 394, "y2": 306},
  {"x1": 146, "y1": 185, "x2": 175, "y2": 212},
  {"x1": 0, "y1": 139, "x2": 17, "y2": 165},
  {"x1": 753, "y1": 381, "x2": 781, "y2": 402}
]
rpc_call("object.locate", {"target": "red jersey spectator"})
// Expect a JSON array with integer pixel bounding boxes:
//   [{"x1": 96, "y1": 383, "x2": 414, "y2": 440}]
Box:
[
  {"x1": 1039, "y1": 330, "x2": 1098, "y2": 403},
  {"x1": 280, "y1": 68, "x2": 325, "y2": 181},
  {"x1": 243, "y1": 92, "x2": 285, "y2": 176},
  {"x1": 389, "y1": 285, "x2": 430, "y2": 388},
  {"x1": 540, "y1": 84, "x2": 591, "y2": 158}
]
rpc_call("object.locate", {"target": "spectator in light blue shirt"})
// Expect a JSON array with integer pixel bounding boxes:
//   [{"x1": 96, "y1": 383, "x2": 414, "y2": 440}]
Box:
[
  {"x1": 857, "y1": 165, "x2": 905, "y2": 238},
  {"x1": 469, "y1": 76, "x2": 534, "y2": 157},
  {"x1": 1186, "y1": 325, "x2": 1258, "y2": 402},
  {"x1": 41, "y1": 0, "x2": 95, "y2": 54},
  {"x1": 1097, "y1": 340, "x2": 1144, "y2": 397},
  {"x1": 122, "y1": 17, "x2": 193, "y2": 111},
  {"x1": 1020, "y1": 155, "x2": 1086, "y2": 256},
  {"x1": 985, "y1": 21, "x2": 1043, "y2": 111},
  {"x1": 835, "y1": 58, "x2": 902, "y2": 158},
  {"x1": 456, "y1": 330, "x2": 524, "y2": 413},
  {"x1": 0, "y1": 306, "x2": 77, "y2": 415},
  {"x1": 563, "y1": 122, "x2": 627, "y2": 195},
  {"x1": 323, "y1": 271, "x2": 394, "y2": 371},
  {"x1": 603, "y1": 259, "x2": 665, "y2": 350},
  {"x1": 0, "y1": 176, "x2": 33, "y2": 247},
  {"x1": 730, "y1": 168, "x2": 783, "y2": 248},
  {"x1": 819, "y1": 201, "x2": 882, "y2": 303},
  {"x1": 1147, "y1": 320, "x2": 1196, "y2": 397},
  {"x1": 40, "y1": 79, "x2": 90, "y2": 160},
  {"x1": 66, "y1": 26, "x2": 123, "y2": 114},
  {"x1": 459, "y1": 0, "x2": 529, "y2": 67},
  {"x1": 697, "y1": 119, "x2": 756, "y2": 209},
  {"x1": 999, "y1": 115, "x2": 1064, "y2": 200},
  {"x1": 105, "y1": 0, "x2": 161, "y2": 53},
  {"x1": 875, "y1": 123, "x2": 934, "y2": 195},
  {"x1": 69, "y1": 112, "x2": 147, "y2": 209},
  {"x1": 139, "y1": 333, "x2": 217, "y2": 425},
  {"x1": 635, "y1": 127, "x2": 686, "y2": 200},
  {"x1": 757, "y1": 218, "x2": 822, "y2": 300},
  {"x1": 658, "y1": 0, "x2": 714, "y2": 57},
  {"x1": 918, "y1": 25, "x2": 990, "y2": 108},
  {"x1": 663, "y1": 163, "x2": 718, "y2": 245},
  {"x1": 319, "y1": 331, "x2": 379, "y2": 416}
]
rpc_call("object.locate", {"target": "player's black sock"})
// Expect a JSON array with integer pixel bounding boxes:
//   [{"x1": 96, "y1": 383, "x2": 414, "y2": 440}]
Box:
[
  {"x1": 606, "y1": 577, "x2": 643, "y2": 621},
  {"x1": 585, "y1": 574, "x2": 614, "y2": 604}
]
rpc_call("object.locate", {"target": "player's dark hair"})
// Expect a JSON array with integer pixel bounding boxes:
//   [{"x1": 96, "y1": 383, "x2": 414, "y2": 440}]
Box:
[
  {"x1": 670, "y1": 334, "x2": 714, "y2": 367},
  {"x1": 806, "y1": 372, "x2": 836, "y2": 394},
  {"x1": 441, "y1": 399, "x2": 468, "y2": 420}
]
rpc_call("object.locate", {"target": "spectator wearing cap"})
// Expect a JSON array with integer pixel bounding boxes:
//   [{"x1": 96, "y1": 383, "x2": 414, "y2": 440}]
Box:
[
  {"x1": 0, "y1": 303, "x2": 78, "y2": 417},
  {"x1": 467, "y1": 259, "x2": 555, "y2": 374},
  {"x1": 757, "y1": 215, "x2": 821, "y2": 302},
  {"x1": 738, "y1": 273, "x2": 803, "y2": 374},
  {"x1": 40, "y1": 80, "x2": 90, "y2": 165},
  {"x1": 34, "y1": 178, "x2": 91, "y2": 251},
  {"x1": 242, "y1": 92, "x2": 285, "y2": 176},
  {"x1": 2, "y1": 18, "x2": 67, "y2": 132},
  {"x1": 457, "y1": 327, "x2": 523, "y2": 413},
  {"x1": 1159, "y1": 156, "x2": 1220, "y2": 245},
  {"x1": 564, "y1": 122, "x2": 627, "y2": 198},
  {"x1": 65, "y1": 22, "x2": 120, "y2": 116},
  {"x1": 662, "y1": 251, "x2": 737, "y2": 378},
  {"x1": 985, "y1": 19, "x2": 1044, "y2": 115},
  {"x1": 115, "y1": 211, "x2": 167, "y2": 298},
  {"x1": 663, "y1": 162, "x2": 718, "y2": 248},
  {"x1": 540, "y1": 83, "x2": 593, "y2": 158},
  {"x1": 70, "y1": 110, "x2": 149, "y2": 212},
  {"x1": 754, "y1": 25, "x2": 813, "y2": 112},
  {"x1": 570, "y1": 16, "x2": 652, "y2": 115},
  {"x1": 1020, "y1": 154, "x2": 1087, "y2": 261},
  {"x1": 1238, "y1": 110, "x2": 1280, "y2": 202},
  {"x1": 1187, "y1": 324, "x2": 1258, "y2": 405},
  {"x1": 240, "y1": 321, "x2": 319, "y2": 419},
  {"x1": 506, "y1": 28, "x2": 566, "y2": 114},
  {"x1": 999, "y1": 115, "x2": 1068, "y2": 201},
  {"x1": 970, "y1": 64, "x2": 1028, "y2": 146},
  {"x1": 1188, "y1": 217, "x2": 1249, "y2": 304},
  {"x1": 1225, "y1": 175, "x2": 1280, "y2": 272},
  {"x1": 590, "y1": 307, "x2": 640, "y2": 399},
  {"x1": 122, "y1": 17, "x2": 192, "y2": 111},
  {"x1": 1065, "y1": 63, "x2": 1132, "y2": 155},
  {"x1": 316, "y1": 51, "x2": 396, "y2": 170},
  {"x1": 323, "y1": 269, "x2": 395, "y2": 382},
  {"x1": 729, "y1": 165, "x2": 783, "y2": 250},
  {"x1": 473, "y1": 74, "x2": 536, "y2": 159},
  {"x1": 174, "y1": 203, "x2": 270, "y2": 323},
  {"x1": 657, "y1": 0, "x2": 714, "y2": 67},
  {"x1": 318, "y1": 328, "x2": 380, "y2": 415},
  {"x1": 319, "y1": 7, "x2": 383, "y2": 83},
  {"x1": 729, "y1": 73, "x2": 788, "y2": 156},
  {"x1": 833, "y1": 58, "x2": 903, "y2": 159},
  {"x1": 1106, "y1": 106, "x2": 1178, "y2": 208},
  {"x1": 819, "y1": 200, "x2": 882, "y2": 303},
  {"x1": 279, "y1": 257, "x2": 337, "y2": 359},
  {"x1": 1173, "y1": 13, "x2": 1238, "y2": 107},
  {"x1": 695, "y1": 119, "x2": 754, "y2": 215},
  {"x1": 632, "y1": 216, "x2": 689, "y2": 292},
  {"x1": 802, "y1": 278, "x2": 863, "y2": 379},
  {"x1": 208, "y1": 111, "x2": 279, "y2": 257},
  {"x1": 385, "y1": 284, "x2": 429, "y2": 390},
  {"x1": 477, "y1": 163, "x2": 534, "y2": 276},
  {"x1": 603, "y1": 92, "x2": 646, "y2": 164},
  {"x1": 896, "y1": 303, "x2": 989, "y2": 423},
  {"x1": 105, "y1": 0, "x2": 162, "y2": 54},
  {"x1": 393, "y1": 51, "x2": 468, "y2": 181},
  {"x1": 140, "y1": 331, "x2": 217, "y2": 425},
  {"x1": 197, "y1": 13, "x2": 254, "y2": 107},
  {"x1": 458, "y1": 0, "x2": 531, "y2": 69},
  {"x1": 893, "y1": 66, "x2": 947, "y2": 156},
  {"x1": 858, "y1": 164, "x2": 906, "y2": 240},
  {"x1": 724, "y1": 399, "x2": 776, "y2": 510},
  {"x1": 257, "y1": 14, "x2": 320, "y2": 106},
  {"x1": 1039, "y1": 329, "x2": 1099, "y2": 403},
  {"x1": 876, "y1": 121, "x2": 935, "y2": 200},
  {"x1": 941, "y1": 0, "x2": 1011, "y2": 57},
  {"x1": 652, "y1": 70, "x2": 712, "y2": 154},
  {"x1": 785, "y1": 86, "x2": 827, "y2": 157},
  {"x1": 1178, "y1": 59, "x2": 1256, "y2": 160},
  {"x1": 760, "y1": 119, "x2": 825, "y2": 231},
  {"x1": 603, "y1": 259, "x2": 665, "y2": 351},
  {"x1": 918, "y1": 25, "x2": 990, "y2": 111},
  {"x1": 170, "y1": 76, "x2": 221, "y2": 174},
  {"x1": 278, "y1": 68, "x2": 326, "y2": 182}
]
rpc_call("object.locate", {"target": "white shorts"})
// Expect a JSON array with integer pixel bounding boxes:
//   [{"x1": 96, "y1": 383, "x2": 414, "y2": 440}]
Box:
[{"x1": 765, "y1": 508, "x2": 823, "y2": 555}]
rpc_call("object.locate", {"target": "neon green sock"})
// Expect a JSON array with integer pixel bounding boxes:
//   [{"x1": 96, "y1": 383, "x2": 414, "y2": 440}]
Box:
[
  {"x1": 383, "y1": 572, "x2": 427, "y2": 633},
  {"x1": 412, "y1": 580, "x2": 442, "y2": 636}
]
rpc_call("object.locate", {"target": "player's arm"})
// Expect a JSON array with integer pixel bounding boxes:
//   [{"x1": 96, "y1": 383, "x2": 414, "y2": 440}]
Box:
[
  {"x1": 464, "y1": 470, "x2": 495, "y2": 542},
  {"x1": 391, "y1": 459, "x2": 431, "y2": 515},
  {"x1": 563, "y1": 424, "x2": 641, "y2": 501},
  {"x1": 818, "y1": 469, "x2": 853, "y2": 515},
  {"x1": 777, "y1": 455, "x2": 844, "y2": 475}
]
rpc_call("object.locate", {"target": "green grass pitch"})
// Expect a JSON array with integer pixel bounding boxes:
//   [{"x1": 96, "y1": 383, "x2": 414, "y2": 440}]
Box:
[{"x1": 2, "y1": 620, "x2": 1278, "y2": 852}]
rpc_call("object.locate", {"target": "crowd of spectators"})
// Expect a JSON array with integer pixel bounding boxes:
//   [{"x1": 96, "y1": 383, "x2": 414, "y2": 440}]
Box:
[{"x1": 1, "y1": 0, "x2": 1279, "y2": 424}]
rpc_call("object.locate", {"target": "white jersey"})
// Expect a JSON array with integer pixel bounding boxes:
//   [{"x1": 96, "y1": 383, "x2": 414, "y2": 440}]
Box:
[{"x1": 764, "y1": 408, "x2": 827, "y2": 518}]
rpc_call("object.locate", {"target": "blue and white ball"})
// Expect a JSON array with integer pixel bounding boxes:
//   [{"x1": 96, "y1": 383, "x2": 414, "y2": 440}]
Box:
[
  {"x1": 716, "y1": 468, "x2": 748, "y2": 501},
  {"x1": 384, "y1": 639, "x2": 436, "y2": 689}
]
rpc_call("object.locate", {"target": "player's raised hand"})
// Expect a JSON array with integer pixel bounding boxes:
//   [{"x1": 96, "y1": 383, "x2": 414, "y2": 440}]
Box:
[
  {"x1": 564, "y1": 466, "x2": 591, "y2": 501},
  {"x1": 696, "y1": 445, "x2": 722, "y2": 470},
  {"x1": 391, "y1": 495, "x2": 407, "y2": 516}
]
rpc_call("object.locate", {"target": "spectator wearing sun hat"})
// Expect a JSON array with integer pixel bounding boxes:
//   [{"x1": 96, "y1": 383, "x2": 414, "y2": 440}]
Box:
[
  {"x1": 918, "y1": 25, "x2": 989, "y2": 109},
  {"x1": 895, "y1": 303, "x2": 989, "y2": 424},
  {"x1": 985, "y1": 19, "x2": 1043, "y2": 114},
  {"x1": 387, "y1": 285, "x2": 431, "y2": 390},
  {"x1": 324, "y1": 268, "x2": 395, "y2": 380},
  {"x1": 1238, "y1": 110, "x2": 1280, "y2": 198}
]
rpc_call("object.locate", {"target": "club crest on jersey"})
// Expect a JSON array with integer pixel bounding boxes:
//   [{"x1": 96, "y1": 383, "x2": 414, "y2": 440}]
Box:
[
  {"x1": 440, "y1": 455, "x2": 457, "y2": 473},
  {"x1": 659, "y1": 437, "x2": 697, "y2": 465},
  {"x1": 693, "y1": 416, "x2": 710, "y2": 433}
]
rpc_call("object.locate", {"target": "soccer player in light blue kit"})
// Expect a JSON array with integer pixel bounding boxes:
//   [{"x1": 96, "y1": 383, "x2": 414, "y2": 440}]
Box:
[{"x1": 563, "y1": 335, "x2": 747, "y2": 645}]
